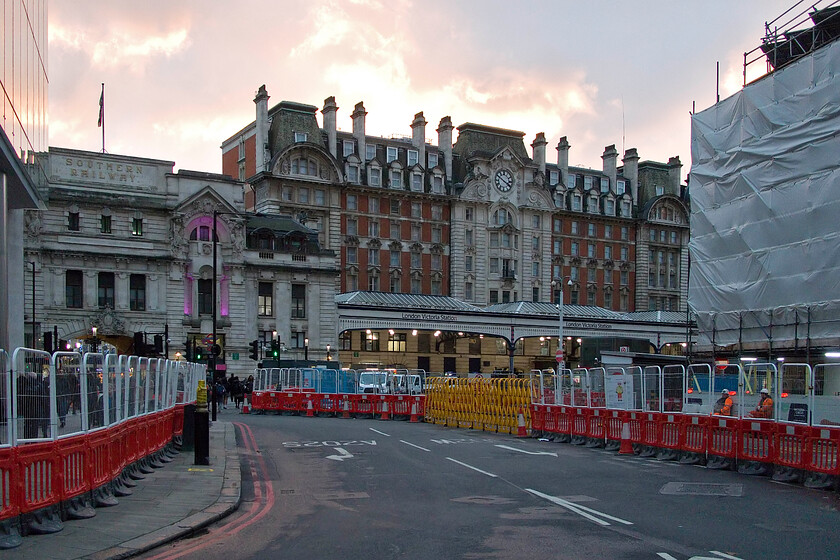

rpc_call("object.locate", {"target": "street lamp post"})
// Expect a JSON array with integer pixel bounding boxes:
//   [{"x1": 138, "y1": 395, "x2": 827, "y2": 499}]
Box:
[
  {"x1": 30, "y1": 261, "x2": 35, "y2": 348},
  {"x1": 304, "y1": 338, "x2": 309, "y2": 361},
  {"x1": 552, "y1": 277, "x2": 573, "y2": 376}
]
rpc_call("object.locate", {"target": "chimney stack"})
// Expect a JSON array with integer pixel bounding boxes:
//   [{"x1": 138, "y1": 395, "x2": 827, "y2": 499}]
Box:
[
  {"x1": 437, "y1": 116, "x2": 454, "y2": 182},
  {"x1": 556, "y1": 136, "x2": 570, "y2": 186},
  {"x1": 668, "y1": 156, "x2": 682, "y2": 193},
  {"x1": 602, "y1": 144, "x2": 618, "y2": 191},
  {"x1": 532, "y1": 132, "x2": 547, "y2": 175},
  {"x1": 352, "y1": 102, "x2": 367, "y2": 165},
  {"x1": 254, "y1": 85, "x2": 270, "y2": 173},
  {"x1": 411, "y1": 112, "x2": 427, "y2": 168},
  {"x1": 322, "y1": 96, "x2": 338, "y2": 158},
  {"x1": 622, "y1": 148, "x2": 639, "y2": 203}
]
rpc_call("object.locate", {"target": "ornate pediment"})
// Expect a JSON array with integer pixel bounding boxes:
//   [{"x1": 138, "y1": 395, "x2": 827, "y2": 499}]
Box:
[{"x1": 91, "y1": 306, "x2": 126, "y2": 335}]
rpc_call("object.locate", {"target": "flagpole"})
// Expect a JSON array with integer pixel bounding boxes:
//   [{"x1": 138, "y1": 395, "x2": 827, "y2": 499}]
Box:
[{"x1": 99, "y1": 83, "x2": 105, "y2": 153}]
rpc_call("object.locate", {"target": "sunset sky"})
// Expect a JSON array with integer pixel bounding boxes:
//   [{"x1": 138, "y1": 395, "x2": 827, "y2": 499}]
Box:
[{"x1": 48, "y1": 0, "x2": 797, "y2": 178}]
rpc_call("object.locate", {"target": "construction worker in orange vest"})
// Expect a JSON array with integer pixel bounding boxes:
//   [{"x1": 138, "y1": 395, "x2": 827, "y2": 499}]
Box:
[
  {"x1": 749, "y1": 387, "x2": 774, "y2": 419},
  {"x1": 713, "y1": 389, "x2": 733, "y2": 416}
]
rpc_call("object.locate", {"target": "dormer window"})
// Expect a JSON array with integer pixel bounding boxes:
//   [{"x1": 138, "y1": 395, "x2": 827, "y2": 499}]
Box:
[
  {"x1": 411, "y1": 172, "x2": 423, "y2": 192},
  {"x1": 390, "y1": 169, "x2": 402, "y2": 188},
  {"x1": 621, "y1": 200, "x2": 632, "y2": 216},
  {"x1": 588, "y1": 194, "x2": 599, "y2": 213},
  {"x1": 369, "y1": 167, "x2": 382, "y2": 187},
  {"x1": 571, "y1": 193, "x2": 582, "y2": 212},
  {"x1": 605, "y1": 199, "x2": 615, "y2": 216},
  {"x1": 294, "y1": 132, "x2": 308, "y2": 143},
  {"x1": 428, "y1": 152, "x2": 439, "y2": 168},
  {"x1": 432, "y1": 175, "x2": 443, "y2": 193},
  {"x1": 347, "y1": 165, "x2": 359, "y2": 183},
  {"x1": 600, "y1": 177, "x2": 609, "y2": 192},
  {"x1": 366, "y1": 144, "x2": 376, "y2": 161},
  {"x1": 656, "y1": 185, "x2": 665, "y2": 196},
  {"x1": 567, "y1": 173, "x2": 577, "y2": 188},
  {"x1": 387, "y1": 146, "x2": 398, "y2": 163},
  {"x1": 549, "y1": 170, "x2": 559, "y2": 185},
  {"x1": 343, "y1": 140, "x2": 354, "y2": 157},
  {"x1": 408, "y1": 149, "x2": 419, "y2": 167},
  {"x1": 584, "y1": 176, "x2": 593, "y2": 190},
  {"x1": 617, "y1": 179, "x2": 626, "y2": 195}
]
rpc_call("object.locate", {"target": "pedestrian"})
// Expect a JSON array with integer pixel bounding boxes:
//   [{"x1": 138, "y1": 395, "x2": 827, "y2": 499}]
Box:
[
  {"x1": 214, "y1": 378, "x2": 226, "y2": 409},
  {"x1": 230, "y1": 376, "x2": 244, "y2": 409},
  {"x1": 713, "y1": 389, "x2": 733, "y2": 416},
  {"x1": 56, "y1": 372, "x2": 72, "y2": 429},
  {"x1": 749, "y1": 387, "x2": 774, "y2": 419}
]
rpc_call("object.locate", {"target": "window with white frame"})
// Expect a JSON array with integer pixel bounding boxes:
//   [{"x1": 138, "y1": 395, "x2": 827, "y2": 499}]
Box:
[
  {"x1": 366, "y1": 144, "x2": 376, "y2": 161},
  {"x1": 390, "y1": 275, "x2": 401, "y2": 293},
  {"x1": 387, "y1": 146, "x2": 398, "y2": 163},
  {"x1": 571, "y1": 267, "x2": 579, "y2": 281},
  {"x1": 343, "y1": 140, "x2": 354, "y2": 157},
  {"x1": 282, "y1": 186, "x2": 293, "y2": 201},
  {"x1": 604, "y1": 224, "x2": 612, "y2": 238},
  {"x1": 391, "y1": 199, "x2": 401, "y2": 215},
  {"x1": 390, "y1": 220, "x2": 400, "y2": 239},
  {"x1": 294, "y1": 132, "x2": 307, "y2": 143},
  {"x1": 390, "y1": 170, "x2": 402, "y2": 188},
  {"x1": 621, "y1": 226, "x2": 629, "y2": 240},
  {"x1": 465, "y1": 207, "x2": 474, "y2": 221},
  {"x1": 411, "y1": 251, "x2": 421, "y2": 268},
  {"x1": 428, "y1": 152, "x2": 439, "y2": 168},
  {"x1": 549, "y1": 170, "x2": 559, "y2": 185},
  {"x1": 347, "y1": 272, "x2": 358, "y2": 291},
  {"x1": 600, "y1": 177, "x2": 609, "y2": 192},
  {"x1": 567, "y1": 173, "x2": 577, "y2": 188},
  {"x1": 411, "y1": 173, "x2": 423, "y2": 191},
  {"x1": 532, "y1": 236, "x2": 540, "y2": 251},
  {"x1": 465, "y1": 229, "x2": 473, "y2": 247},
  {"x1": 489, "y1": 258, "x2": 499, "y2": 273},
  {"x1": 571, "y1": 241, "x2": 579, "y2": 256},
  {"x1": 587, "y1": 243, "x2": 595, "y2": 258},
  {"x1": 368, "y1": 220, "x2": 379, "y2": 238},
  {"x1": 431, "y1": 205, "x2": 442, "y2": 220},
  {"x1": 605, "y1": 199, "x2": 615, "y2": 215},
  {"x1": 616, "y1": 179, "x2": 626, "y2": 195},
  {"x1": 432, "y1": 226, "x2": 441, "y2": 243},
  {"x1": 315, "y1": 189, "x2": 325, "y2": 205},
  {"x1": 584, "y1": 176, "x2": 593, "y2": 190},
  {"x1": 588, "y1": 223, "x2": 596, "y2": 237},
  {"x1": 369, "y1": 167, "x2": 381, "y2": 186},
  {"x1": 411, "y1": 224, "x2": 421, "y2": 241},
  {"x1": 621, "y1": 200, "x2": 631, "y2": 216},
  {"x1": 605, "y1": 245, "x2": 612, "y2": 259},
  {"x1": 390, "y1": 250, "x2": 400, "y2": 267},
  {"x1": 432, "y1": 175, "x2": 444, "y2": 193},
  {"x1": 553, "y1": 217, "x2": 562, "y2": 232},
  {"x1": 571, "y1": 194, "x2": 582, "y2": 211},
  {"x1": 347, "y1": 165, "x2": 359, "y2": 183},
  {"x1": 620, "y1": 246, "x2": 629, "y2": 260},
  {"x1": 346, "y1": 246, "x2": 358, "y2": 263},
  {"x1": 368, "y1": 274, "x2": 380, "y2": 291},
  {"x1": 553, "y1": 239, "x2": 561, "y2": 254},
  {"x1": 588, "y1": 194, "x2": 599, "y2": 213},
  {"x1": 656, "y1": 185, "x2": 664, "y2": 196},
  {"x1": 431, "y1": 253, "x2": 441, "y2": 270},
  {"x1": 465, "y1": 282, "x2": 473, "y2": 300},
  {"x1": 465, "y1": 255, "x2": 473, "y2": 272},
  {"x1": 369, "y1": 197, "x2": 379, "y2": 213},
  {"x1": 532, "y1": 261, "x2": 539, "y2": 277},
  {"x1": 347, "y1": 194, "x2": 357, "y2": 210},
  {"x1": 407, "y1": 149, "x2": 418, "y2": 167},
  {"x1": 490, "y1": 232, "x2": 499, "y2": 247},
  {"x1": 347, "y1": 217, "x2": 358, "y2": 236},
  {"x1": 571, "y1": 221, "x2": 578, "y2": 234}
]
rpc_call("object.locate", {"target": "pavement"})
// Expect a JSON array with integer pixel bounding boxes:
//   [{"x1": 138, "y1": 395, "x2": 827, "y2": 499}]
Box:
[{"x1": 6, "y1": 410, "x2": 242, "y2": 560}]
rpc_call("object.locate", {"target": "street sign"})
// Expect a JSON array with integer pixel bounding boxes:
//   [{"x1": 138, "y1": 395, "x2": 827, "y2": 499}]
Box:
[
  {"x1": 232, "y1": 353, "x2": 239, "y2": 360},
  {"x1": 555, "y1": 349, "x2": 564, "y2": 363}
]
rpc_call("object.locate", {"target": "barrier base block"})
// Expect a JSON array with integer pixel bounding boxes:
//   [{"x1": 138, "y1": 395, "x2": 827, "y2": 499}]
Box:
[
  {"x1": 706, "y1": 454, "x2": 734, "y2": 470},
  {"x1": 772, "y1": 466, "x2": 802, "y2": 484},
  {"x1": 23, "y1": 505, "x2": 63, "y2": 536},
  {"x1": 93, "y1": 485, "x2": 119, "y2": 508},
  {"x1": 0, "y1": 519, "x2": 22, "y2": 550},
  {"x1": 804, "y1": 472, "x2": 838, "y2": 490},
  {"x1": 656, "y1": 448, "x2": 679, "y2": 462},
  {"x1": 737, "y1": 460, "x2": 771, "y2": 477},
  {"x1": 679, "y1": 451, "x2": 705, "y2": 466},
  {"x1": 605, "y1": 439, "x2": 620, "y2": 452},
  {"x1": 639, "y1": 445, "x2": 657, "y2": 458},
  {"x1": 64, "y1": 495, "x2": 96, "y2": 520}
]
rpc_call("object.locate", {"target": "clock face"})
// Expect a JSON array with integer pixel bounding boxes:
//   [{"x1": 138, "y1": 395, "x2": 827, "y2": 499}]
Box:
[{"x1": 495, "y1": 169, "x2": 513, "y2": 192}]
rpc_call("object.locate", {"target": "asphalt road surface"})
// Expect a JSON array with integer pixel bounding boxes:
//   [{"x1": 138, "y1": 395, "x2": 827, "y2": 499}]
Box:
[{"x1": 141, "y1": 411, "x2": 840, "y2": 560}]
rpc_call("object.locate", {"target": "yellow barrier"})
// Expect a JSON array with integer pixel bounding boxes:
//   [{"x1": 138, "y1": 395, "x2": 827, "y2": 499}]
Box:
[{"x1": 425, "y1": 376, "x2": 532, "y2": 434}]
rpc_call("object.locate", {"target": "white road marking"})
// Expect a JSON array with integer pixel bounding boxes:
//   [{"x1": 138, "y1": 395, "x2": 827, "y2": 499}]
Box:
[
  {"x1": 325, "y1": 447, "x2": 354, "y2": 461},
  {"x1": 526, "y1": 488, "x2": 633, "y2": 526},
  {"x1": 400, "y1": 440, "x2": 430, "y2": 452},
  {"x1": 495, "y1": 444, "x2": 557, "y2": 457},
  {"x1": 710, "y1": 552, "x2": 746, "y2": 560},
  {"x1": 369, "y1": 428, "x2": 390, "y2": 436},
  {"x1": 656, "y1": 554, "x2": 679, "y2": 560},
  {"x1": 446, "y1": 457, "x2": 498, "y2": 478}
]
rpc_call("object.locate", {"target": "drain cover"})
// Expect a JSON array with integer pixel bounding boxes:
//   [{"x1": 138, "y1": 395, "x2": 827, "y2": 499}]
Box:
[{"x1": 660, "y1": 482, "x2": 743, "y2": 496}]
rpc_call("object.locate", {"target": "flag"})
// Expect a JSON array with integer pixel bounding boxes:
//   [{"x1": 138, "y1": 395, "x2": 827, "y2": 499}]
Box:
[{"x1": 98, "y1": 84, "x2": 104, "y2": 127}]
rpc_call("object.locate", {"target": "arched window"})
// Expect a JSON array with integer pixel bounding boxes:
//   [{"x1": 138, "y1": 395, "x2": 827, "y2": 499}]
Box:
[
  {"x1": 189, "y1": 225, "x2": 217, "y2": 241},
  {"x1": 493, "y1": 209, "x2": 512, "y2": 226},
  {"x1": 292, "y1": 157, "x2": 318, "y2": 176}
]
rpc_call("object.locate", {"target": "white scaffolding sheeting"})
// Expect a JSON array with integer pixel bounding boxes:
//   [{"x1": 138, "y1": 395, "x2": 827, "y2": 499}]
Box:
[{"x1": 689, "y1": 39, "x2": 840, "y2": 349}]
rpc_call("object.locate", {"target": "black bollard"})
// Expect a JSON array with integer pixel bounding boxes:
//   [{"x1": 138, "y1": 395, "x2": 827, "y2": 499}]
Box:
[{"x1": 194, "y1": 379, "x2": 210, "y2": 466}]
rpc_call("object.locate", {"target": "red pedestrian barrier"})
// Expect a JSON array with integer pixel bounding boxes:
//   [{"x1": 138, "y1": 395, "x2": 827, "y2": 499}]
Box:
[
  {"x1": 626, "y1": 412, "x2": 644, "y2": 447},
  {"x1": 556, "y1": 406, "x2": 572, "y2": 437},
  {"x1": 250, "y1": 391, "x2": 264, "y2": 411},
  {"x1": 707, "y1": 416, "x2": 738, "y2": 469},
  {"x1": 278, "y1": 392, "x2": 300, "y2": 414},
  {"x1": 316, "y1": 394, "x2": 338, "y2": 415},
  {"x1": 376, "y1": 395, "x2": 391, "y2": 420},
  {"x1": 86, "y1": 431, "x2": 111, "y2": 493},
  {"x1": 737, "y1": 419, "x2": 775, "y2": 473},
  {"x1": 0, "y1": 448, "x2": 20, "y2": 522},
  {"x1": 680, "y1": 415, "x2": 709, "y2": 461},
  {"x1": 530, "y1": 404, "x2": 545, "y2": 433},
  {"x1": 570, "y1": 408, "x2": 589, "y2": 444},
  {"x1": 355, "y1": 394, "x2": 375, "y2": 417},
  {"x1": 656, "y1": 414, "x2": 682, "y2": 460},
  {"x1": 806, "y1": 426, "x2": 840, "y2": 476},
  {"x1": 605, "y1": 410, "x2": 624, "y2": 450},
  {"x1": 392, "y1": 396, "x2": 411, "y2": 418},
  {"x1": 16, "y1": 442, "x2": 61, "y2": 514}
]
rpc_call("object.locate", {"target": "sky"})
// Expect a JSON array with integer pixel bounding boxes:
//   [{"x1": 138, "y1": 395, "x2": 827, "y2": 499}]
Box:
[{"x1": 48, "y1": 0, "x2": 800, "y2": 178}]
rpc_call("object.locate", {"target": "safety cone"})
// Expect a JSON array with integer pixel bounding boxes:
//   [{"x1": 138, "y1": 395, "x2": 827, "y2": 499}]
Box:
[
  {"x1": 409, "y1": 401, "x2": 419, "y2": 423},
  {"x1": 619, "y1": 421, "x2": 633, "y2": 454},
  {"x1": 306, "y1": 397, "x2": 315, "y2": 417},
  {"x1": 241, "y1": 402, "x2": 250, "y2": 414},
  {"x1": 516, "y1": 408, "x2": 528, "y2": 437},
  {"x1": 341, "y1": 397, "x2": 351, "y2": 419},
  {"x1": 380, "y1": 399, "x2": 390, "y2": 420}
]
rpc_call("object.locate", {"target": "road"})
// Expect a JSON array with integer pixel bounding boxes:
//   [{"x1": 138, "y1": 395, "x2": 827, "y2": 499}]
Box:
[{"x1": 141, "y1": 410, "x2": 840, "y2": 560}]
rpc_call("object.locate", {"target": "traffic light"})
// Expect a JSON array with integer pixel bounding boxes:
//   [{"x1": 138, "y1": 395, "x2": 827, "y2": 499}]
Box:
[
  {"x1": 195, "y1": 347, "x2": 203, "y2": 362},
  {"x1": 185, "y1": 339, "x2": 193, "y2": 362},
  {"x1": 154, "y1": 334, "x2": 164, "y2": 354},
  {"x1": 44, "y1": 331, "x2": 53, "y2": 354},
  {"x1": 270, "y1": 340, "x2": 279, "y2": 358},
  {"x1": 248, "y1": 340, "x2": 259, "y2": 361}
]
